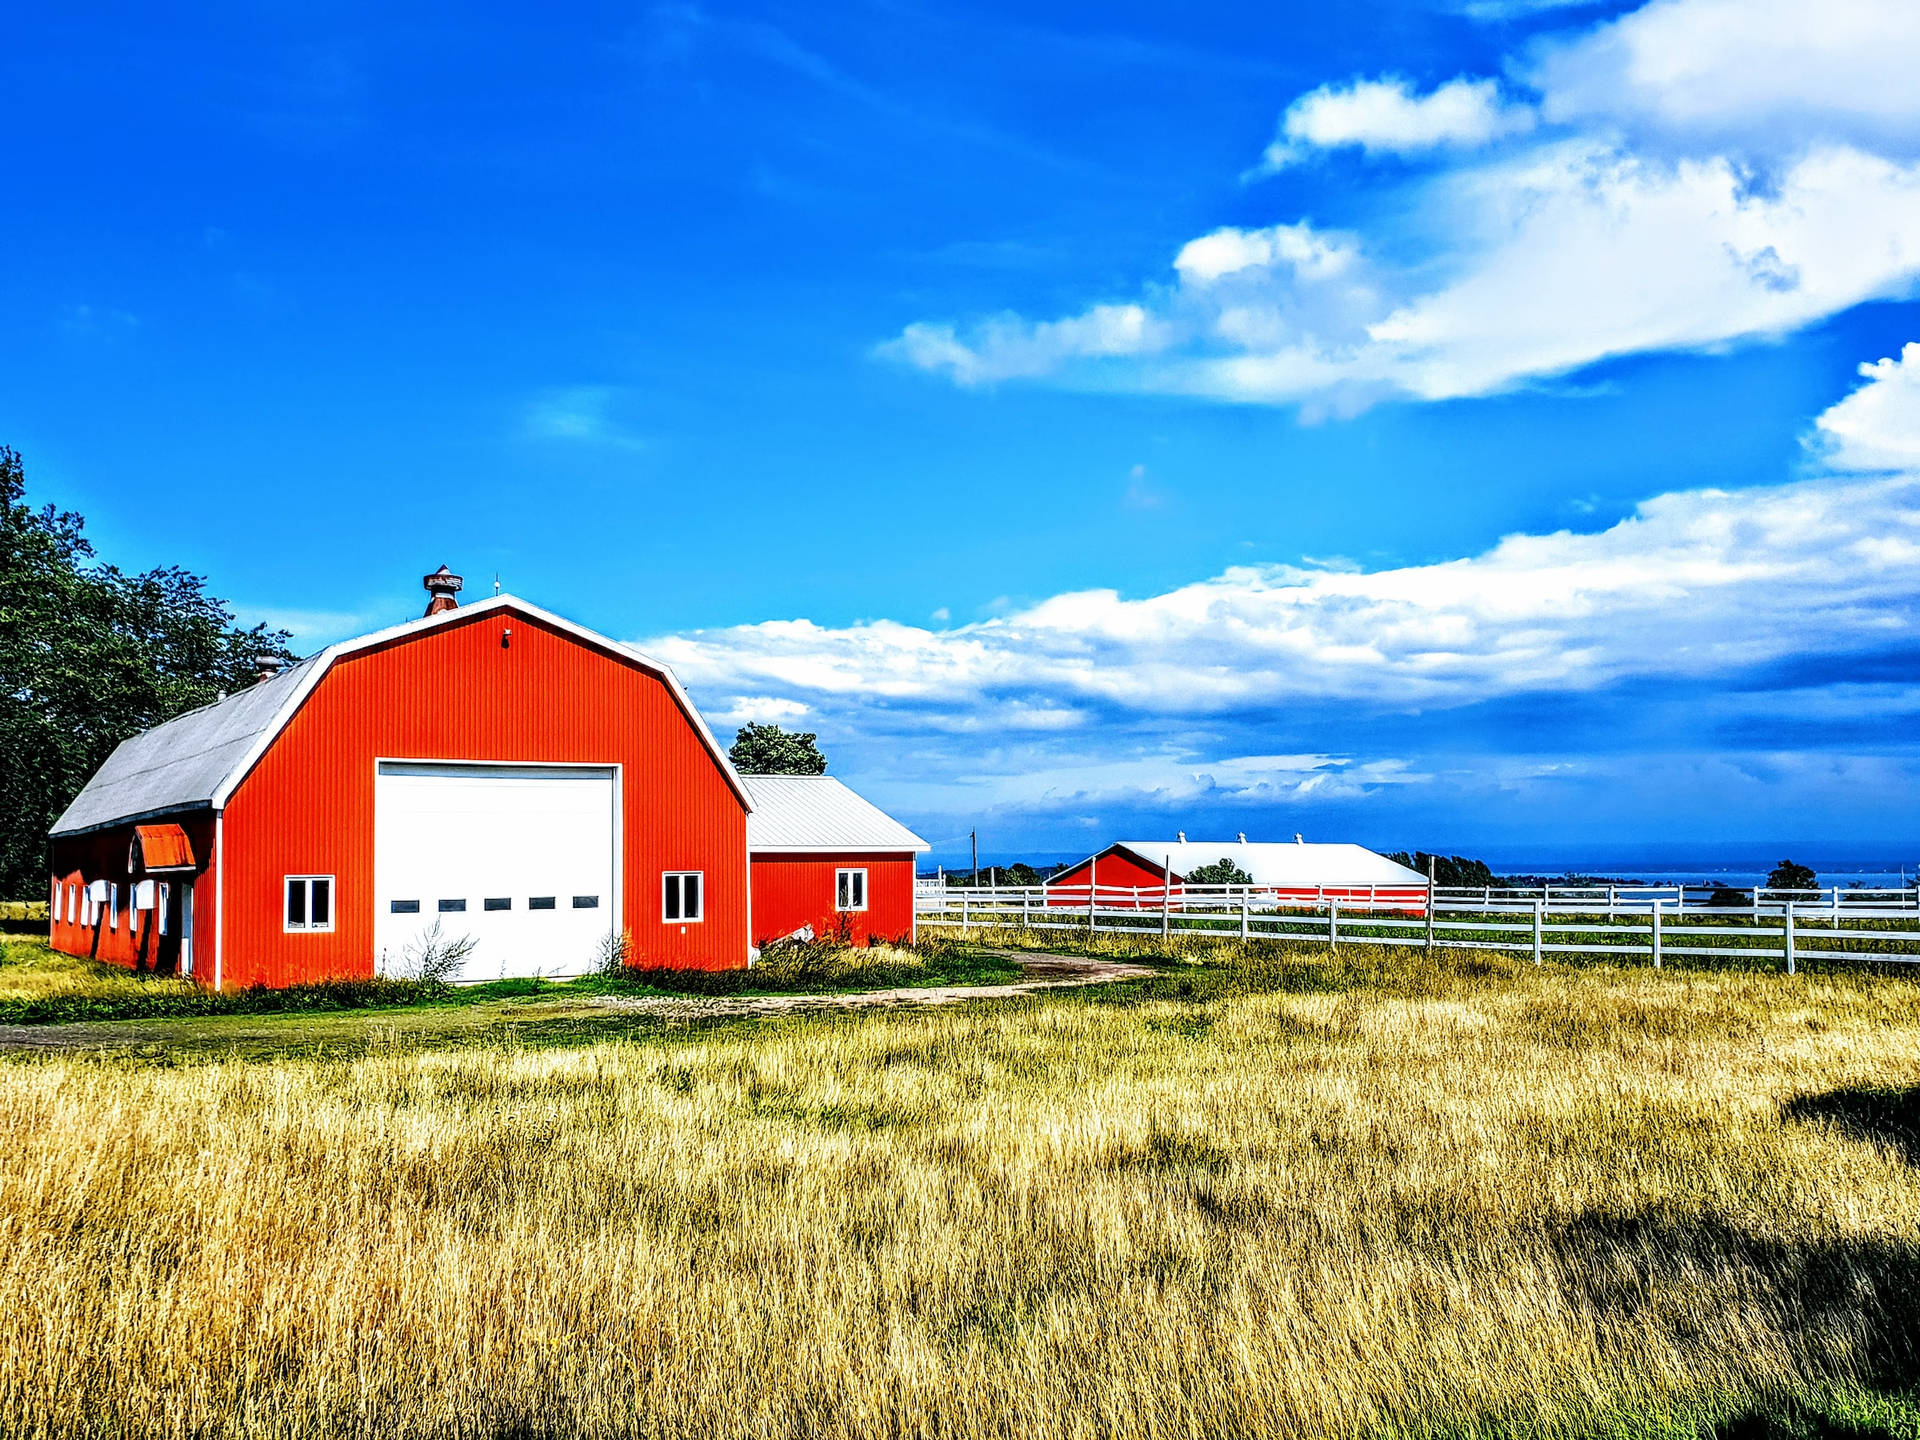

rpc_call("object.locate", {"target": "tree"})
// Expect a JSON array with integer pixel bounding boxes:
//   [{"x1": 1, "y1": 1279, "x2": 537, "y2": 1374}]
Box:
[
  {"x1": 0, "y1": 448, "x2": 294, "y2": 897},
  {"x1": 1186, "y1": 857, "x2": 1254, "y2": 886},
  {"x1": 1386, "y1": 852, "x2": 1499, "y2": 888},
  {"x1": 1766, "y1": 859, "x2": 1818, "y2": 892},
  {"x1": 728, "y1": 722, "x2": 827, "y2": 775}
]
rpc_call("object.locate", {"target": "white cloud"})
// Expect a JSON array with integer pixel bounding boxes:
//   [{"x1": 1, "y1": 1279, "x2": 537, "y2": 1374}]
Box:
[
  {"x1": 895, "y1": 143, "x2": 1920, "y2": 405},
  {"x1": 1258, "y1": 76, "x2": 1534, "y2": 171},
  {"x1": 1527, "y1": 0, "x2": 1920, "y2": 154},
  {"x1": 887, "y1": 0, "x2": 1920, "y2": 410},
  {"x1": 1812, "y1": 343, "x2": 1920, "y2": 472},
  {"x1": 650, "y1": 423, "x2": 1920, "y2": 737},
  {"x1": 523, "y1": 386, "x2": 648, "y2": 448},
  {"x1": 880, "y1": 304, "x2": 1168, "y2": 386}
]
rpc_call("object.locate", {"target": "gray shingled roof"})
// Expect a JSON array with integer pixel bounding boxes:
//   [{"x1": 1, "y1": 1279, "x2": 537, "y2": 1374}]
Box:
[
  {"x1": 50, "y1": 656, "x2": 325, "y2": 837},
  {"x1": 743, "y1": 775, "x2": 929, "y2": 853}
]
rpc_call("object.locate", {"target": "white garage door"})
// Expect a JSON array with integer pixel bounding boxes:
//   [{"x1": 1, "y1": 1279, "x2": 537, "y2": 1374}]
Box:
[{"x1": 373, "y1": 762, "x2": 617, "y2": 982}]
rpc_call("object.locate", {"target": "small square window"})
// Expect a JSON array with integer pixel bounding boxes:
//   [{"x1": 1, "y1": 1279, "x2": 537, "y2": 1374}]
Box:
[
  {"x1": 390, "y1": 899, "x2": 420, "y2": 914},
  {"x1": 835, "y1": 868, "x2": 868, "y2": 913},
  {"x1": 572, "y1": 895, "x2": 600, "y2": 910},
  {"x1": 529, "y1": 896, "x2": 556, "y2": 910},
  {"x1": 483, "y1": 897, "x2": 511, "y2": 912},
  {"x1": 662, "y1": 872, "x2": 703, "y2": 923},
  {"x1": 284, "y1": 876, "x2": 336, "y2": 933},
  {"x1": 439, "y1": 898, "x2": 467, "y2": 913}
]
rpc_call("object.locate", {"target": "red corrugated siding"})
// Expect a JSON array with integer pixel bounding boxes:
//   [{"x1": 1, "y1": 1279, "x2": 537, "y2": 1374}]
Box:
[
  {"x1": 748, "y1": 852, "x2": 915, "y2": 947},
  {"x1": 216, "y1": 605, "x2": 748, "y2": 987},
  {"x1": 1046, "y1": 847, "x2": 1167, "y2": 907},
  {"x1": 48, "y1": 814, "x2": 217, "y2": 975}
]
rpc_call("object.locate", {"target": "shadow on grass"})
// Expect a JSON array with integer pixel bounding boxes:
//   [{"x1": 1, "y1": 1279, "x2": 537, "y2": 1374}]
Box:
[
  {"x1": 1550, "y1": 1206, "x2": 1920, "y2": 1435},
  {"x1": 1782, "y1": 1086, "x2": 1920, "y2": 1168}
]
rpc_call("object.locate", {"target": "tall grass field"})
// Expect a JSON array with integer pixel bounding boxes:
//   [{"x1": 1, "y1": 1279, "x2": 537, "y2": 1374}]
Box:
[{"x1": 2, "y1": 940, "x2": 1918, "y2": 1437}]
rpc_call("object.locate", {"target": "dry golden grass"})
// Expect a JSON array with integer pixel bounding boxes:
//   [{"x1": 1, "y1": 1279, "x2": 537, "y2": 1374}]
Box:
[
  {"x1": 0, "y1": 935, "x2": 200, "y2": 1005},
  {"x1": 3, "y1": 946, "x2": 1919, "y2": 1438}
]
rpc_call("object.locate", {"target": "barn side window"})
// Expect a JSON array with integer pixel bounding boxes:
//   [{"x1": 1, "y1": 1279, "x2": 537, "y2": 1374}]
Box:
[
  {"x1": 109, "y1": 884, "x2": 119, "y2": 931},
  {"x1": 662, "y1": 872, "x2": 703, "y2": 923},
  {"x1": 835, "y1": 868, "x2": 868, "y2": 913},
  {"x1": 158, "y1": 883, "x2": 170, "y2": 937},
  {"x1": 285, "y1": 876, "x2": 335, "y2": 933}
]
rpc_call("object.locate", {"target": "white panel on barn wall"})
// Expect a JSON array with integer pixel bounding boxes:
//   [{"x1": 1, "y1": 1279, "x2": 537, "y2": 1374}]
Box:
[{"x1": 373, "y1": 762, "x2": 617, "y2": 982}]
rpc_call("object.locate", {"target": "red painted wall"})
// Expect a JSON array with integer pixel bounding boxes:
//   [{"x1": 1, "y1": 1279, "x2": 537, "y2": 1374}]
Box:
[
  {"x1": 1046, "y1": 848, "x2": 1169, "y2": 908},
  {"x1": 213, "y1": 605, "x2": 749, "y2": 987},
  {"x1": 749, "y1": 852, "x2": 916, "y2": 947},
  {"x1": 48, "y1": 813, "x2": 217, "y2": 976},
  {"x1": 48, "y1": 605, "x2": 746, "y2": 990}
]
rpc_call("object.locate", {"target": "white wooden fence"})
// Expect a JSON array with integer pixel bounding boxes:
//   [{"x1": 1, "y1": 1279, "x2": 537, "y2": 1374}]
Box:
[{"x1": 914, "y1": 883, "x2": 1920, "y2": 973}]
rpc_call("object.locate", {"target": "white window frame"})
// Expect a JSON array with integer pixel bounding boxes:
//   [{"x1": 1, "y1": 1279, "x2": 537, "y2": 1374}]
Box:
[
  {"x1": 284, "y1": 875, "x2": 336, "y2": 934},
  {"x1": 158, "y1": 882, "x2": 170, "y2": 937},
  {"x1": 108, "y1": 883, "x2": 119, "y2": 931},
  {"x1": 835, "y1": 868, "x2": 868, "y2": 913},
  {"x1": 66, "y1": 883, "x2": 77, "y2": 925},
  {"x1": 662, "y1": 871, "x2": 704, "y2": 924}
]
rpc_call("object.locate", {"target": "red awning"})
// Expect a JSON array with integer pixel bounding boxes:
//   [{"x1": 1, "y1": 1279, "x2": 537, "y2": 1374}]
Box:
[{"x1": 131, "y1": 824, "x2": 196, "y2": 873}]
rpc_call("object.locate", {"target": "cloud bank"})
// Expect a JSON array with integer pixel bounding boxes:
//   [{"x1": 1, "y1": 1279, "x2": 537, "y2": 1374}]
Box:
[
  {"x1": 881, "y1": 0, "x2": 1920, "y2": 411},
  {"x1": 653, "y1": 353, "x2": 1920, "y2": 843}
]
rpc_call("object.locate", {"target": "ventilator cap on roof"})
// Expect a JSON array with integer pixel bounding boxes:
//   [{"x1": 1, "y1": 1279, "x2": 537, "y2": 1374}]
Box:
[{"x1": 423, "y1": 565, "x2": 463, "y2": 616}]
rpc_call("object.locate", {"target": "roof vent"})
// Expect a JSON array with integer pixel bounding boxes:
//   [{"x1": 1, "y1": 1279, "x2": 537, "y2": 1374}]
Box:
[
  {"x1": 1237, "y1": 831, "x2": 1247, "y2": 844},
  {"x1": 1294, "y1": 833, "x2": 1304, "y2": 844},
  {"x1": 1176, "y1": 830, "x2": 1186, "y2": 843},
  {"x1": 423, "y1": 565, "x2": 463, "y2": 617},
  {"x1": 252, "y1": 655, "x2": 284, "y2": 686}
]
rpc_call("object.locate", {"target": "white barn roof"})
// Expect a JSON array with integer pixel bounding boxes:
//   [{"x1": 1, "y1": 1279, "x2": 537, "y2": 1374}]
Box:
[
  {"x1": 51, "y1": 595, "x2": 748, "y2": 838},
  {"x1": 744, "y1": 775, "x2": 929, "y2": 853},
  {"x1": 1075, "y1": 840, "x2": 1426, "y2": 888}
]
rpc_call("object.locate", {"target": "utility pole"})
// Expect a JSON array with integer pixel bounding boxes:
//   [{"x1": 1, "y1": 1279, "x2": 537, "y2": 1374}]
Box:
[{"x1": 971, "y1": 829, "x2": 978, "y2": 888}]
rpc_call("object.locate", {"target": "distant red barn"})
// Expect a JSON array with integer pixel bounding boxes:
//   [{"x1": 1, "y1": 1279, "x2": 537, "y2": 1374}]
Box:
[
  {"x1": 1047, "y1": 838, "x2": 1428, "y2": 910},
  {"x1": 47, "y1": 577, "x2": 925, "y2": 987}
]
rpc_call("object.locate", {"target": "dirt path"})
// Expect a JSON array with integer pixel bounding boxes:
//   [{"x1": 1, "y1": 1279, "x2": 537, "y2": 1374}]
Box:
[
  {"x1": 585, "y1": 950, "x2": 1154, "y2": 1021},
  {"x1": 0, "y1": 951, "x2": 1153, "y2": 1054}
]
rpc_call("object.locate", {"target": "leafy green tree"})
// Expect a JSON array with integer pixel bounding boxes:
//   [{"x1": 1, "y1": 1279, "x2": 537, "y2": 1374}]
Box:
[
  {"x1": 728, "y1": 722, "x2": 828, "y2": 775},
  {"x1": 0, "y1": 448, "x2": 293, "y2": 897},
  {"x1": 1186, "y1": 857, "x2": 1255, "y2": 886},
  {"x1": 1766, "y1": 859, "x2": 1818, "y2": 892}
]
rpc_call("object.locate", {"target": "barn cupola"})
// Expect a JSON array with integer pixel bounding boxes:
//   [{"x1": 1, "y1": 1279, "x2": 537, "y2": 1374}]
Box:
[
  {"x1": 423, "y1": 565, "x2": 463, "y2": 617},
  {"x1": 252, "y1": 655, "x2": 283, "y2": 686}
]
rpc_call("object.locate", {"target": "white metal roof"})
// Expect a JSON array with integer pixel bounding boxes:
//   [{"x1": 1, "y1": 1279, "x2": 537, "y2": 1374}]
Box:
[
  {"x1": 50, "y1": 595, "x2": 750, "y2": 838},
  {"x1": 1062, "y1": 840, "x2": 1427, "y2": 888},
  {"x1": 743, "y1": 775, "x2": 929, "y2": 853}
]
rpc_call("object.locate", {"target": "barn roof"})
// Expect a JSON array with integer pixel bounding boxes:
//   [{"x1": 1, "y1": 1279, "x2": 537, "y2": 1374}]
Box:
[
  {"x1": 50, "y1": 595, "x2": 749, "y2": 838},
  {"x1": 743, "y1": 775, "x2": 929, "y2": 853},
  {"x1": 1060, "y1": 840, "x2": 1427, "y2": 888}
]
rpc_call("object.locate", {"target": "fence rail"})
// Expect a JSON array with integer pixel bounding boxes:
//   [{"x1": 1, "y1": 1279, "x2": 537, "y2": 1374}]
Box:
[{"x1": 914, "y1": 883, "x2": 1920, "y2": 973}]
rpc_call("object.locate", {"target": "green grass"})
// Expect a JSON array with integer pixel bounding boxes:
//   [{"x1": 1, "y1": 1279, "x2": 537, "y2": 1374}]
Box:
[{"x1": 0, "y1": 934, "x2": 1027, "y2": 1029}]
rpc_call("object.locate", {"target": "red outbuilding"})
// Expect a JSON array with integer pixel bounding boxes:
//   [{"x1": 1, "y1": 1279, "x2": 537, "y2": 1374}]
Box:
[
  {"x1": 47, "y1": 574, "x2": 925, "y2": 987},
  {"x1": 1046, "y1": 837, "x2": 1429, "y2": 910},
  {"x1": 744, "y1": 775, "x2": 928, "y2": 948}
]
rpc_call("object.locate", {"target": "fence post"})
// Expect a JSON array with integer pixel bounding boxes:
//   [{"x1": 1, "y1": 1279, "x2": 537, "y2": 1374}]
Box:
[
  {"x1": 1533, "y1": 898, "x2": 1543, "y2": 965},
  {"x1": 1329, "y1": 898, "x2": 1338, "y2": 952},
  {"x1": 1785, "y1": 901, "x2": 1795, "y2": 975},
  {"x1": 1022, "y1": 890, "x2": 1030, "y2": 930},
  {"x1": 1241, "y1": 889, "x2": 1250, "y2": 942},
  {"x1": 962, "y1": 891, "x2": 970, "y2": 935},
  {"x1": 1425, "y1": 887, "x2": 1435, "y2": 952},
  {"x1": 1651, "y1": 898, "x2": 1661, "y2": 969},
  {"x1": 1161, "y1": 866, "x2": 1171, "y2": 942},
  {"x1": 1088, "y1": 883, "x2": 1097, "y2": 934},
  {"x1": 1607, "y1": 885, "x2": 1615, "y2": 918}
]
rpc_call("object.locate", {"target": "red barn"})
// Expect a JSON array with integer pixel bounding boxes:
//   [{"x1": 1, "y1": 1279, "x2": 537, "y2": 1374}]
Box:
[
  {"x1": 744, "y1": 775, "x2": 928, "y2": 948},
  {"x1": 46, "y1": 577, "x2": 924, "y2": 987},
  {"x1": 1046, "y1": 838, "x2": 1428, "y2": 910}
]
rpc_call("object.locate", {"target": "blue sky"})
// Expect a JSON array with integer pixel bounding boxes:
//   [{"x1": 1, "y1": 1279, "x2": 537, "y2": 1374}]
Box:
[{"x1": 7, "y1": 0, "x2": 1920, "y2": 867}]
